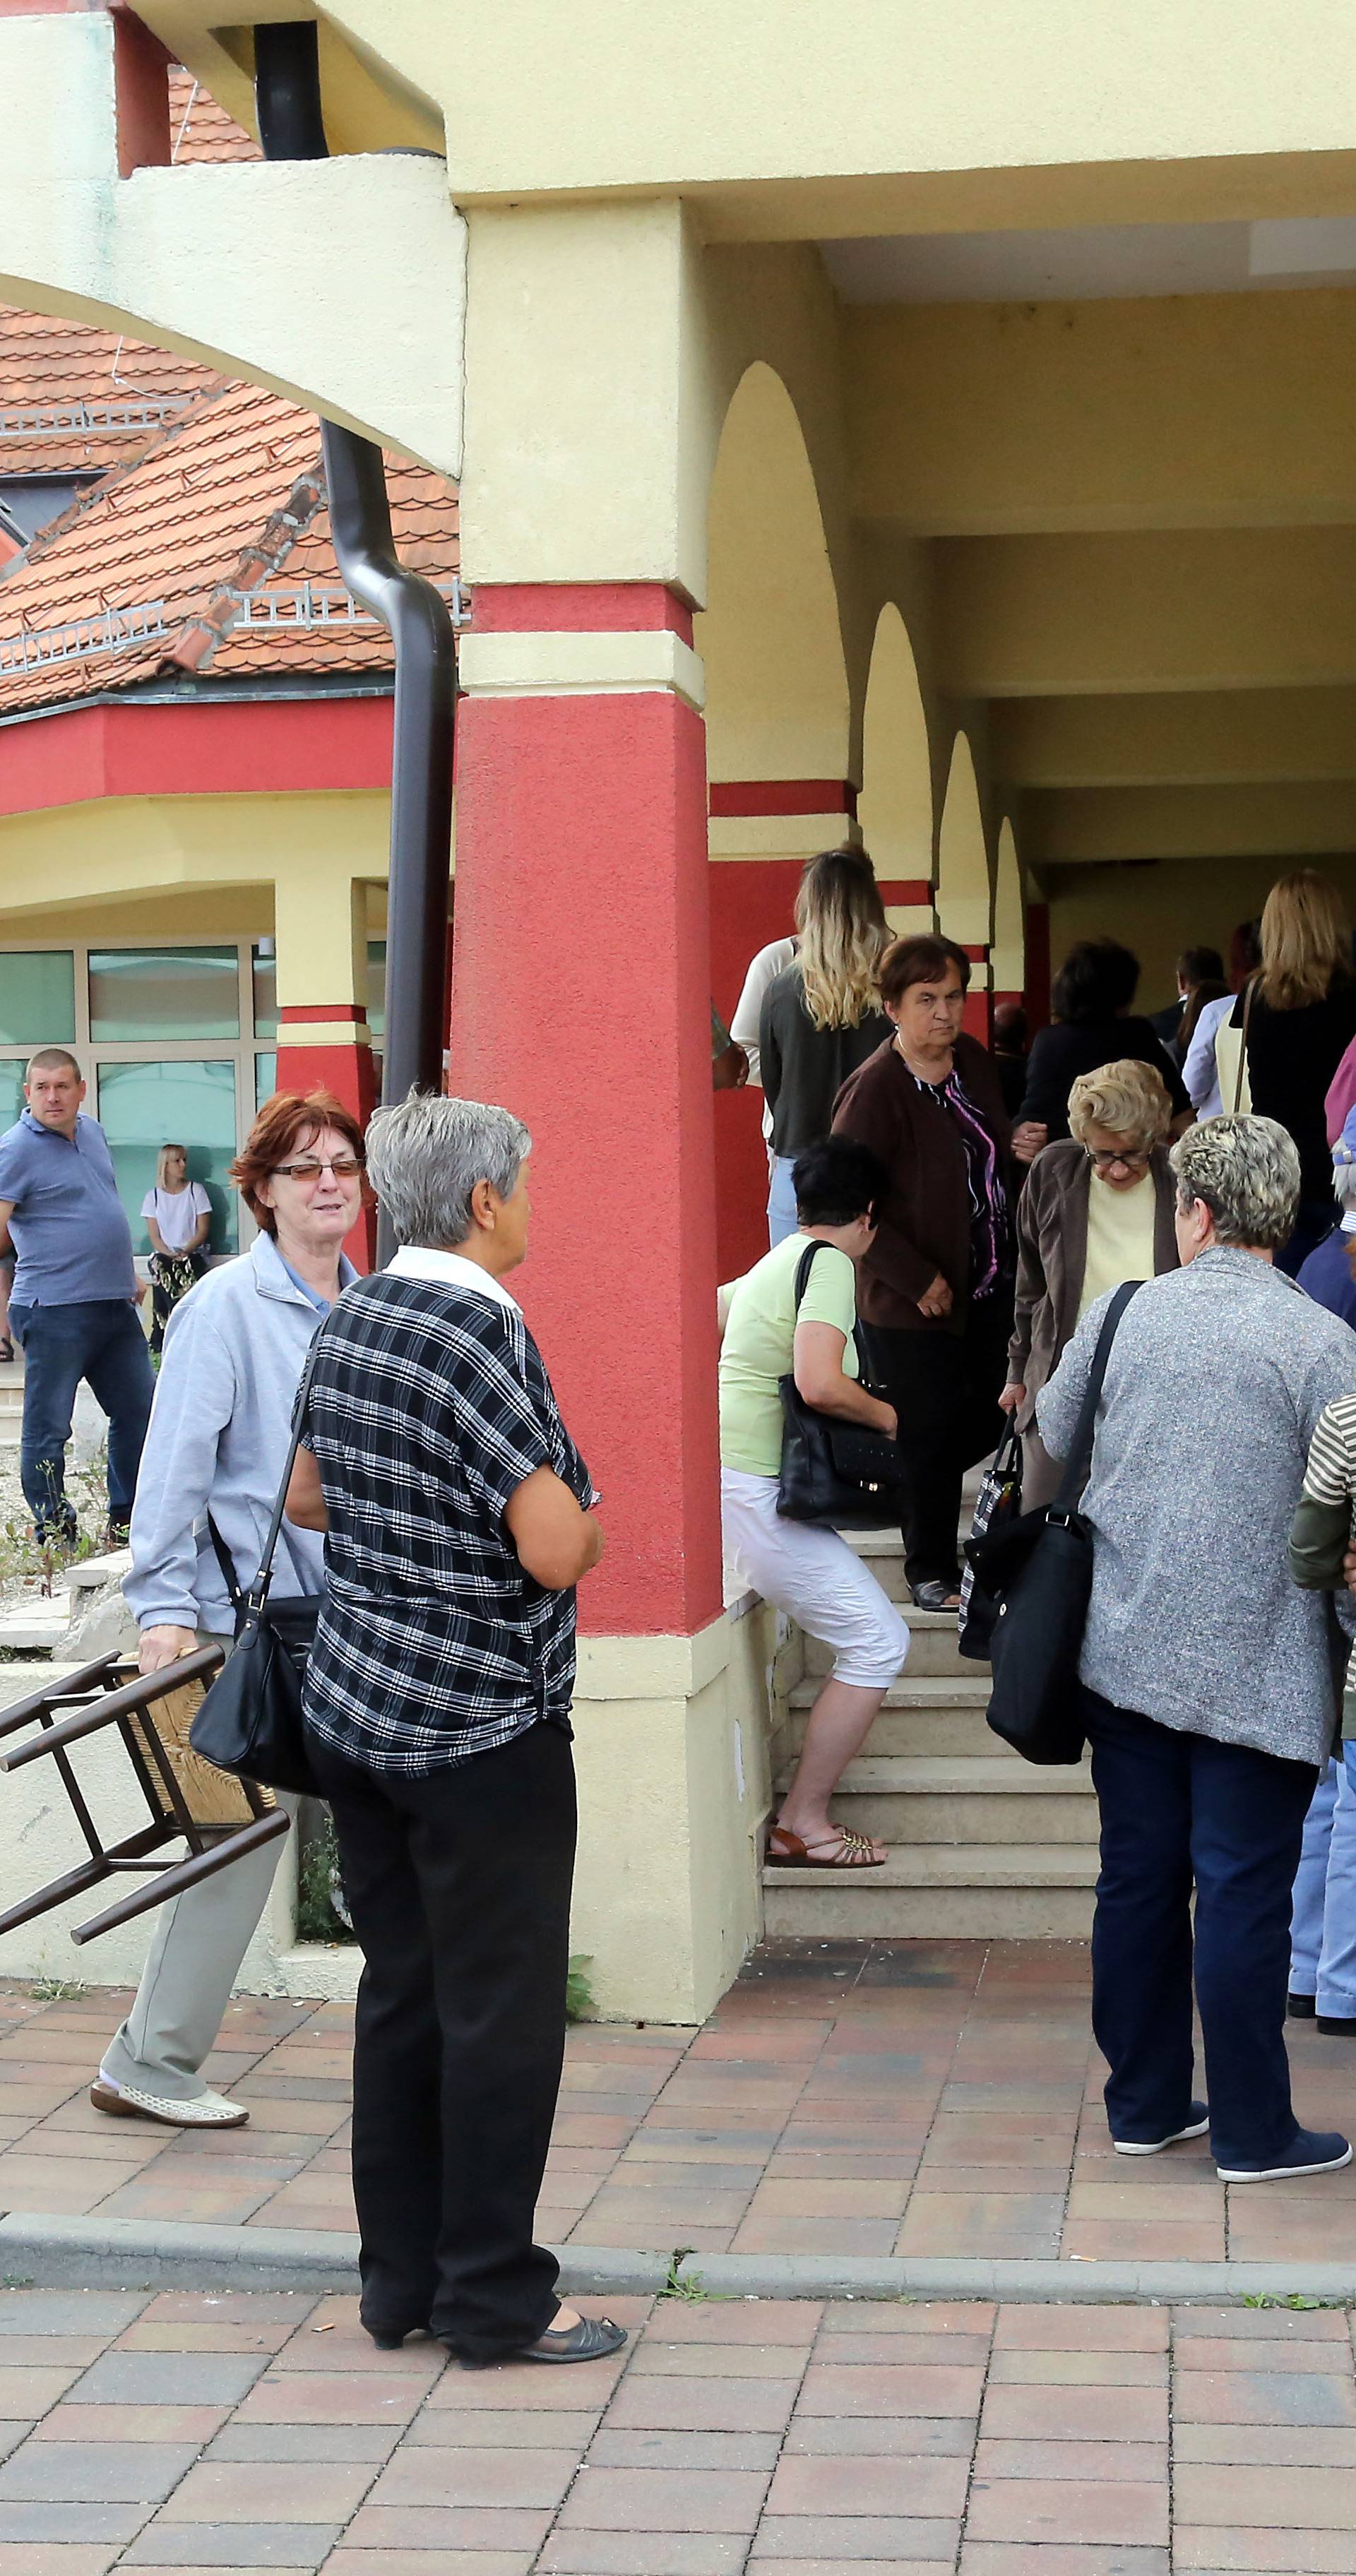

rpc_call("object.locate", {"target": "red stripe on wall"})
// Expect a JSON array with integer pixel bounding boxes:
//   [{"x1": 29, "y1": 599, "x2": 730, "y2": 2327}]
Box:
[
  {"x1": 278, "y1": 1004, "x2": 369, "y2": 1026},
  {"x1": 708, "y1": 780, "x2": 857, "y2": 819},
  {"x1": 0, "y1": 696, "x2": 395, "y2": 818},
  {"x1": 876, "y1": 880, "x2": 934, "y2": 906},
  {"x1": 470, "y1": 582, "x2": 694, "y2": 645},
  {"x1": 961, "y1": 944, "x2": 989, "y2": 962}
]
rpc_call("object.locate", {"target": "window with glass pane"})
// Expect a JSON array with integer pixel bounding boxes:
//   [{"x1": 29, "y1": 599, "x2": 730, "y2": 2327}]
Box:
[
  {"x1": 0, "y1": 1061, "x2": 28, "y2": 1135},
  {"x1": 89, "y1": 948, "x2": 240, "y2": 1042},
  {"x1": 97, "y1": 1060, "x2": 239, "y2": 1254},
  {"x1": 0, "y1": 952, "x2": 76, "y2": 1046},
  {"x1": 367, "y1": 941, "x2": 387, "y2": 1044},
  {"x1": 255, "y1": 1051, "x2": 278, "y2": 1111},
  {"x1": 252, "y1": 943, "x2": 278, "y2": 1038}
]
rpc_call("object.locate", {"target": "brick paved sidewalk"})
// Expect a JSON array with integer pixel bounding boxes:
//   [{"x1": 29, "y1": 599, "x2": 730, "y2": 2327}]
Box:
[
  {"x1": 6, "y1": 1940, "x2": 1356, "y2": 2269},
  {"x1": 3, "y1": 2281, "x2": 1356, "y2": 2572}
]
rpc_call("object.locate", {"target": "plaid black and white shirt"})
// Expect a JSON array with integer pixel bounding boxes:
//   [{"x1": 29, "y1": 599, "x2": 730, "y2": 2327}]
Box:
[{"x1": 300, "y1": 1246, "x2": 595, "y2": 1774}]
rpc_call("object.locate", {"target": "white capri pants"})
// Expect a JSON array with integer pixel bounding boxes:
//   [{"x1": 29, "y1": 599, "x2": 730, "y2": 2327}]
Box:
[{"x1": 722, "y1": 1469, "x2": 910, "y2": 1688}]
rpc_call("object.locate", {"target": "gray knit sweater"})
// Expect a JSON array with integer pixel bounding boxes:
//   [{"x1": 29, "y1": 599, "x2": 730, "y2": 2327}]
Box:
[{"x1": 1036, "y1": 1247, "x2": 1356, "y2": 1763}]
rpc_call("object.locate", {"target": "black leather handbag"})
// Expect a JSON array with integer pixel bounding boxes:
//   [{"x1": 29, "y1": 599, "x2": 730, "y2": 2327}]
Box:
[
  {"x1": 777, "y1": 1241, "x2": 908, "y2": 1530},
  {"x1": 189, "y1": 1332, "x2": 326, "y2": 1797},
  {"x1": 957, "y1": 1417, "x2": 1023, "y2": 1662},
  {"x1": 964, "y1": 1279, "x2": 1140, "y2": 1765}
]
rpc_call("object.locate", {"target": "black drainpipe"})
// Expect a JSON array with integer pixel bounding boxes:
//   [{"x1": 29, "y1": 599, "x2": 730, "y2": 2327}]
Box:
[{"x1": 254, "y1": 21, "x2": 456, "y2": 1185}]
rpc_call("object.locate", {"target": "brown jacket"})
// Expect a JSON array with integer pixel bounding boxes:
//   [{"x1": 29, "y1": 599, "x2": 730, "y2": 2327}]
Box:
[
  {"x1": 1006, "y1": 1138, "x2": 1179, "y2": 1429},
  {"x1": 831, "y1": 1032, "x2": 1013, "y2": 1333}
]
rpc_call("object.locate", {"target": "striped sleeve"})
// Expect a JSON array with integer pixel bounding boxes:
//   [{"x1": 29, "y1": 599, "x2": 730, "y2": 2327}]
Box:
[{"x1": 1303, "y1": 1400, "x2": 1356, "y2": 1509}]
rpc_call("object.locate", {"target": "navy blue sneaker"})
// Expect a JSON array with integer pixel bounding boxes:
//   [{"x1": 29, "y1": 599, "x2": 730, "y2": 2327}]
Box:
[
  {"x1": 1113, "y1": 2101, "x2": 1209, "y2": 2157},
  {"x1": 1216, "y1": 2128, "x2": 1352, "y2": 2183}
]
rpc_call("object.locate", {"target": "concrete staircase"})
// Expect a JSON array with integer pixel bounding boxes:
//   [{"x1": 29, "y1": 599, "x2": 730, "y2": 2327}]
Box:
[{"x1": 761, "y1": 1525, "x2": 1100, "y2": 1939}]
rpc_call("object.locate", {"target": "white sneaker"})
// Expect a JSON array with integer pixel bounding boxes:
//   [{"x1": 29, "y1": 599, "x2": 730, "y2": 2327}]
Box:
[{"x1": 90, "y1": 2078, "x2": 249, "y2": 2128}]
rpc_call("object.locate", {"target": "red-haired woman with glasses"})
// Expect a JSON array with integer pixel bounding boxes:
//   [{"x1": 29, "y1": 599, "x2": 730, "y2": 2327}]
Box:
[{"x1": 89, "y1": 1091, "x2": 368, "y2": 2133}]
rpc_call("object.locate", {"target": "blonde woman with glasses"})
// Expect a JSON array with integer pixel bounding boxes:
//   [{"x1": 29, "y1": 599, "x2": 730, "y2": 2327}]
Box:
[
  {"x1": 758, "y1": 846, "x2": 892, "y2": 1246},
  {"x1": 1001, "y1": 1059, "x2": 1179, "y2": 1509}
]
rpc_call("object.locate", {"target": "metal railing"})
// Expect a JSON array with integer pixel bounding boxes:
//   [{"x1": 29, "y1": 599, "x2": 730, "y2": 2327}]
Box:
[
  {"x1": 0, "y1": 601, "x2": 170, "y2": 675},
  {"x1": 0, "y1": 400, "x2": 191, "y2": 439}
]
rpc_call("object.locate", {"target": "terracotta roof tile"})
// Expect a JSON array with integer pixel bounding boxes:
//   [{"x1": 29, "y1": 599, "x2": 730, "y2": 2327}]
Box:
[
  {"x1": 0, "y1": 374, "x2": 458, "y2": 715},
  {"x1": 168, "y1": 66, "x2": 261, "y2": 165},
  {"x1": 0, "y1": 307, "x2": 222, "y2": 477}
]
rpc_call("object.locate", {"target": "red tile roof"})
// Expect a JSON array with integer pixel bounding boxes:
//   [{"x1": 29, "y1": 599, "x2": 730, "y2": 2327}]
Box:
[
  {"x1": 167, "y1": 64, "x2": 261, "y2": 165},
  {"x1": 0, "y1": 377, "x2": 458, "y2": 714}
]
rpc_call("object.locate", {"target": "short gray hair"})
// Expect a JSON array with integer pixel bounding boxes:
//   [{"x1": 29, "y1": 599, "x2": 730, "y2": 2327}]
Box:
[
  {"x1": 365, "y1": 1091, "x2": 532, "y2": 1247},
  {"x1": 1170, "y1": 1114, "x2": 1300, "y2": 1251}
]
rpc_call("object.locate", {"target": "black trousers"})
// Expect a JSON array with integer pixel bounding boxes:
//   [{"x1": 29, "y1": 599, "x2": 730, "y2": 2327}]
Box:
[
  {"x1": 307, "y1": 1719, "x2": 577, "y2": 2362},
  {"x1": 860, "y1": 1294, "x2": 1011, "y2": 1592},
  {"x1": 1084, "y1": 1690, "x2": 1318, "y2": 2166}
]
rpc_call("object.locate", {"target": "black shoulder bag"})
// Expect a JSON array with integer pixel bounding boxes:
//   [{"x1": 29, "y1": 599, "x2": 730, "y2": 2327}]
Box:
[
  {"x1": 964, "y1": 1279, "x2": 1140, "y2": 1765},
  {"x1": 777, "y1": 1241, "x2": 908, "y2": 1530},
  {"x1": 189, "y1": 1330, "x2": 327, "y2": 1796}
]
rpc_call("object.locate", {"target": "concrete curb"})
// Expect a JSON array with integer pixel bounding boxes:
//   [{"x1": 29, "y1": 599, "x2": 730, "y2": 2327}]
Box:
[{"x1": 3, "y1": 2213, "x2": 1356, "y2": 2306}]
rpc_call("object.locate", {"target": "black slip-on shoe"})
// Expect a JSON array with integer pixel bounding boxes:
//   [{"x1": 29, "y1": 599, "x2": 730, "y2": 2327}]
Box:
[
  {"x1": 1216, "y1": 2128, "x2": 1352, "y2": 2183},
  {"x1": 1288, "y1": 1991, "x2": 1318, "y2": 2020},
  {"x1": 1317, "y1": 2015, "x2": 1356, "y2": 2037},
  {"x1": 459, "y1": 2315, "x2": 629, "y2": 2369},
  {"x1": 1112, "y1": 2101, "x2": 1209, "y2": 2157}
]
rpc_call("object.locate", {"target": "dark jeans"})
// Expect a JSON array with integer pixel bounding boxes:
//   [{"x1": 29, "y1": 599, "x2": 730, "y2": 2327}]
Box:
[
  {"x1": 860, "y1": 1293, "x2": 1011, "y2": 1592},
  {"x1": 1084, "y1": 1689, "x2": 1319, "y2": 2166},
  {"x1": 1278, "y1": 1199, "x2": 1336, "y2": 1280},
  {"x1": 9, "y1": 1297, "x2": 154, "y2": 1535},
  {"x1": 307, "y1": 1719, "x2": 577, "y2": 2362}
]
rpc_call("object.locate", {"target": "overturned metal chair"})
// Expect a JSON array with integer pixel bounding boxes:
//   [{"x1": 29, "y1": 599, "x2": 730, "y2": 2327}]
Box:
[{"x1": 0, "y1": 1646, "x2": 290, "y2": 1947}]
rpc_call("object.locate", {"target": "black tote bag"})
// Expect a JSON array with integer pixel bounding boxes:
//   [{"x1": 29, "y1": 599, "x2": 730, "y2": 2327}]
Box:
[
  {"x1": 956, "y1": 1417, "x2": 1023, "y2": 1662},
  {"x1": 964, "y1": 1279, "x2": 1141, "y2": 1765},
  {"x1": 777, "y1": 1241, "x2": 908, "y2": 1530},
  {"x1": 189, "y1": 1330, "x2": 327, "y2": 1797}
]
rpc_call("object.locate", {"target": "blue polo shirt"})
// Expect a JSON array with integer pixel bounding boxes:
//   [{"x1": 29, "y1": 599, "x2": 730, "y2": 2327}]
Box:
[{"x1": 0, "y1": 1110, "x2": 137, "y2": 1306}]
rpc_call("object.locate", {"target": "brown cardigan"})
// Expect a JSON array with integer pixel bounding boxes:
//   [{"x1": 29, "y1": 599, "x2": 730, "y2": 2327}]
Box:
[
  {"x1": 1006, "y1": 1137, "x2": 1179, "y2": 1429},
  {"x1": 831, "y1": 1032, "x2": 1013, "y2": 1334}
]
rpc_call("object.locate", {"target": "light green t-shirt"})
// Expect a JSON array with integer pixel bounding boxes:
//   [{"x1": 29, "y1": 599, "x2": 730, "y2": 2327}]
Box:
[{"x1": 719, "y1": 1233, "x2": 860, "y2": 1477}]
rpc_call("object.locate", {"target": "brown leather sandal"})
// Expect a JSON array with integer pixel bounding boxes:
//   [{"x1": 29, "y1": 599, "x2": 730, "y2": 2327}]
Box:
[{"x1": 765, "y1": 1825, "x2": 886, "y2": 1870}]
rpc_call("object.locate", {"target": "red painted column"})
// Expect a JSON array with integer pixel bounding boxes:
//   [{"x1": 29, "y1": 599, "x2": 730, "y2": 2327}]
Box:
[
  {"x1": 450, "y1": 585, "x2": 722, "y2": 1638},
  {"x1": 960, "y1": 945, "x2": 994, "y2": 1045}
]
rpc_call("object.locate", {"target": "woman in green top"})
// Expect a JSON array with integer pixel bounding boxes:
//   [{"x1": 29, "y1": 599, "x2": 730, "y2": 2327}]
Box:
[{"x1": 720, "y1": 1136, "x2": 910, "y2": 1868}]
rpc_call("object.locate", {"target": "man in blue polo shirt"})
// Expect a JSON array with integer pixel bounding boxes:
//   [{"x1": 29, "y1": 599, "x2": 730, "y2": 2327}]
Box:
[{"x1": 0, "y1": 1047, "x2": 153, "y2": 1545}]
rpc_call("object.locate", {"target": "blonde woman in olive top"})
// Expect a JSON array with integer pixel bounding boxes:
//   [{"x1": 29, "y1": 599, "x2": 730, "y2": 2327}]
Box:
[
  {"x1": 719, "y1": 1136, "x2": 909, "y2": 1868},
  {"x1": 1001, "y1": 1059, "x2": 1179, "y2": 1510}
]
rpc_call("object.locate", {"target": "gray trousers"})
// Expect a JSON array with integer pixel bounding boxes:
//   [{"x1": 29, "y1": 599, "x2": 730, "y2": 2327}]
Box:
[{"x1": 100, "y1": 1630, "x2": 297, "y2": 2102}]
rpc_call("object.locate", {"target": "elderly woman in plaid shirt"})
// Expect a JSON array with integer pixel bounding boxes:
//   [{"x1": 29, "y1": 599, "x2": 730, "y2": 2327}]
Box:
[{"x1": 285, "y1": 1092, "x2": 622, "y2": 2371}]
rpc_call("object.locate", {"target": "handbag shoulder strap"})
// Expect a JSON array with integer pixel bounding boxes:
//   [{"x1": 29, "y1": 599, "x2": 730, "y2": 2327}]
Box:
[
  {"x1": 1049, "y1": 1278, "x2": 1141, "y2": 1520},
  {"x1": 1233, "y1": 976, "x2": 1256, "y2": 1114},
  {"x1": 230, "y1": 1324, "x2": 330, "y2": 1614},
  {"x1": 792, "y1": 1239, "x2": 826, "y2": 1313},
  {"x1": 205, "y1": 1511, "x2": 244, "y2": 1610}
]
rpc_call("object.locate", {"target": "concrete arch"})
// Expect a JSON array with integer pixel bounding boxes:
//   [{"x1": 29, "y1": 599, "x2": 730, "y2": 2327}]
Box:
[
  {"x1": 857, "y1": 604, "x2": 934, "y2": 915},
  {"x1": 697, "y1": 361, "x2": 851, "y2": 786},
  {"x1": 936, "y1": 732, "x2": 993, "y2": 952},
  {"x1": 991, "y1": 816, "x2": 1025, "y2": 1002}
]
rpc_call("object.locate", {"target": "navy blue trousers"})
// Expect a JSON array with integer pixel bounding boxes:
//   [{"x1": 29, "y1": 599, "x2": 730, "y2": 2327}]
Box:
[
  {"x1": 1083, "y1": 1690, "x2": 1318, "y2": 2167},
  {"x1": 9, "y1": 1296, "x2": 153, "y2": 1535}
]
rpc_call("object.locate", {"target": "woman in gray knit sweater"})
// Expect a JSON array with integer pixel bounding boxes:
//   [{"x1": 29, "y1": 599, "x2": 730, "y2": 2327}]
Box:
[{"x1": 1038, "y1": 1116, "x2": 1356, "y2": 2183}]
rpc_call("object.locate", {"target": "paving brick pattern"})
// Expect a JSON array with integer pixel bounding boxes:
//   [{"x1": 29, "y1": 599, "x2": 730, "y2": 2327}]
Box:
[
  {"x1": 8, "y1": 1940, "x2": 1356, "y2": 2262},
  {"x1": 4, "y1": 2283, "x2": 1356, "y2": 2570}
]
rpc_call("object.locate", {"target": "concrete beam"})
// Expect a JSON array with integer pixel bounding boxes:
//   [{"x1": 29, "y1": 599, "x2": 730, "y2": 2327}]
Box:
[
  {"x1": 0, "y1": 12, "x2": 464, "y2": 473},
  {"x1": 1024, "y1": 780, "x2": 1356, "y2": 863},
  {"x1": 935, "y1": 529, "x2": 1356, "y2": 698},
  {"x1": 992, "y1": 688, "x2": 1356, "y2": 788},
  {"x1": 848, "y1": 291, "x2": 1356, "y2": 537}
]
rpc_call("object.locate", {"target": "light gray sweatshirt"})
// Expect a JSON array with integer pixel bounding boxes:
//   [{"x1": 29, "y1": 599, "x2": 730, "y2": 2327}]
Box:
[
  {"x1": 1037, "y1": 1247, "x2": 1356, "y2": 1763},
  {"x1": 124, "y1": 1231, "x2": 357, "y2": 1635}
]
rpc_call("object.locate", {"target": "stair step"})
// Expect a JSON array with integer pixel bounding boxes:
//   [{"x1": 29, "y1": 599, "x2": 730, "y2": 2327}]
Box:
[
  {"x1": 785, "y1": 1705, "x2": 999, "y2": 1758},
  {"x1": 763, "y1": 1880, "x2": 1097, "y2": 1938},
  {"x1": 763, "y1": 1842, "x2": 1098, "y2": 1938},
  {"x1": 0, "y1": 1596, "x2": 70, "y2": 1651},
  {"x1": 804, "y1": 1626, "x2": 973, "y2": 1679},
  {"x1": 773, "y1": 1754, "x2": 1097, "y2": 1844},
  {"x1": 789, "y1": 1674, "x2": 991, "y2": 1711}
]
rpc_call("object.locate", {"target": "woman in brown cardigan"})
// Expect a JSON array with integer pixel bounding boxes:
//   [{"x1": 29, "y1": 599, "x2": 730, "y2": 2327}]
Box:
[
  {"x1": 1001, "y1": 1058, "x2": 1179, "y2": 1509},
  {"x1": 833, "y1": 934, "x2": 1013, "y2": 1609}
]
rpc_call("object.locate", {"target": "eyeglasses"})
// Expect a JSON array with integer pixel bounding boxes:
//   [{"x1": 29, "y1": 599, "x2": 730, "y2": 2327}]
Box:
[
  {"x1": 1088, "y1": 1146, "x2": 1150, "y2": 1172},
  {"x1": 269, "y1": 1156, "x2": 365, "y2": 1184}
]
